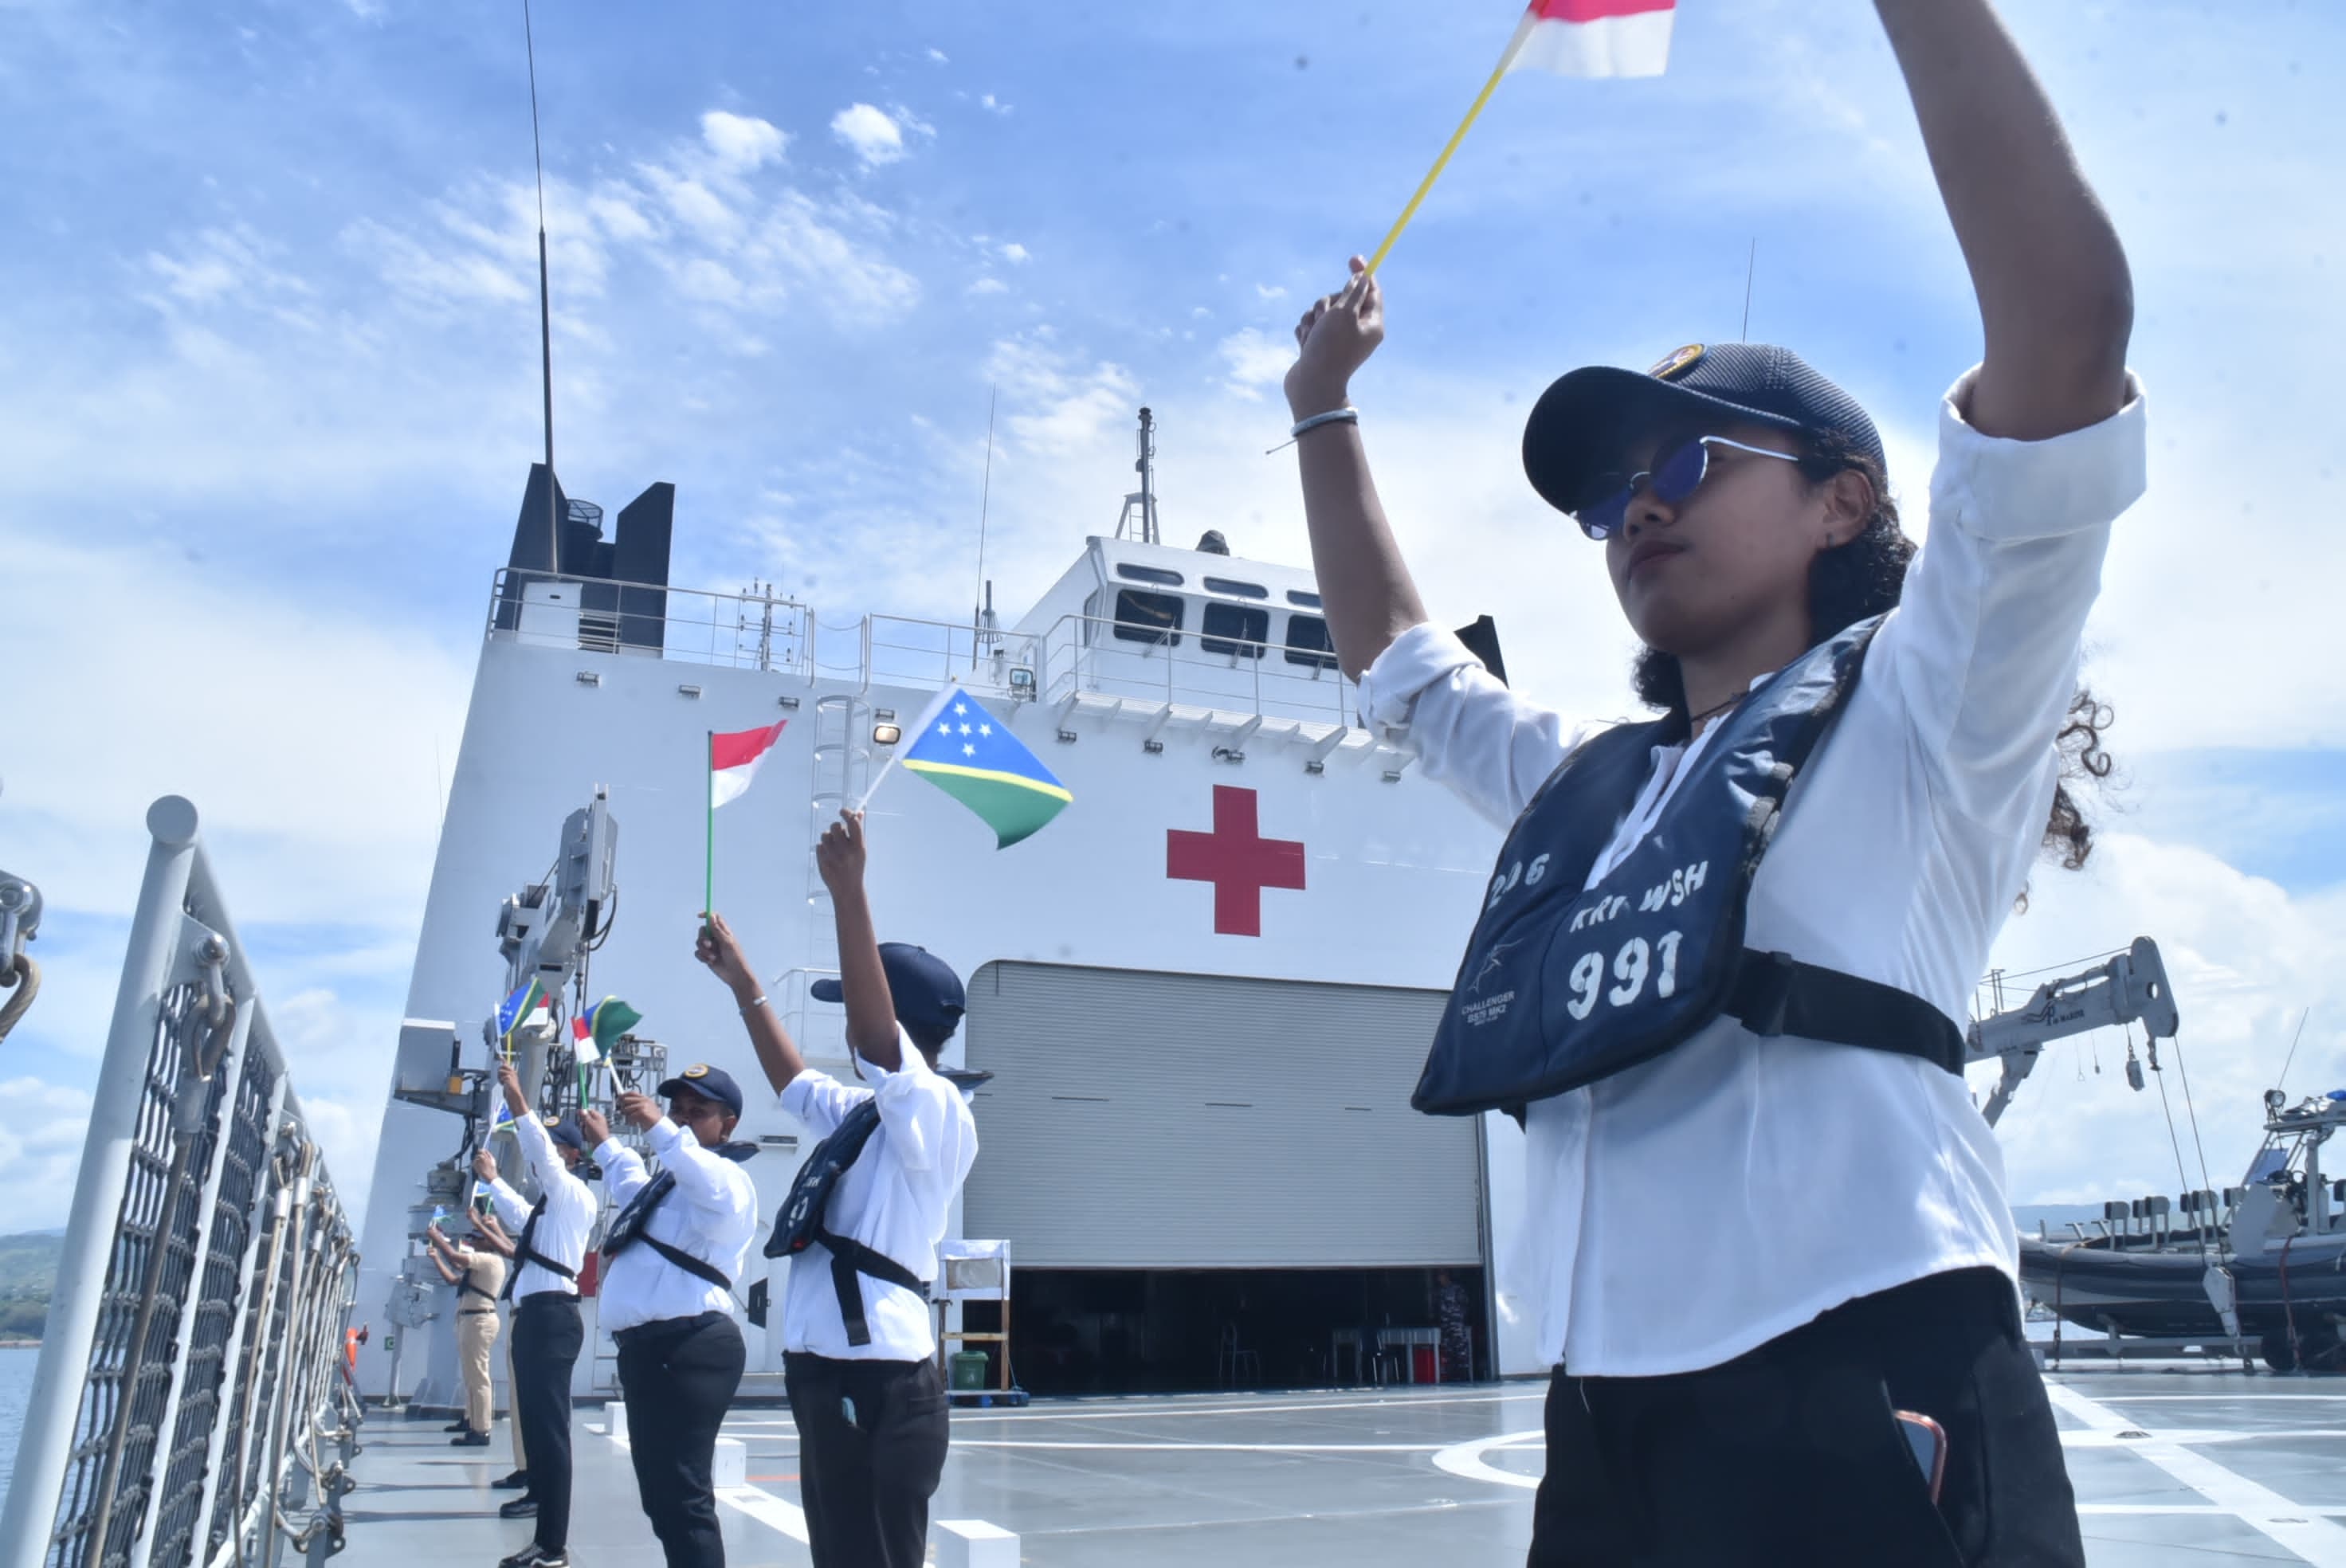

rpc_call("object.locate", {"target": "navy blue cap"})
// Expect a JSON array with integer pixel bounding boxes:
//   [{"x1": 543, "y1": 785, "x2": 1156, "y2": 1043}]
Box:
[
  {"x1": 1522, "y1": 343, "x2": 1887, "y2": 517},
  {"x1": 810, "y1": 943, "x2": 967, "y2": 1045},
  {"x1": 658, "y1": 1063, "x2": 745, "y2": 1119},
  {"x1": 543, "y1": 1114, "x2": 586, "y2": 1154}
]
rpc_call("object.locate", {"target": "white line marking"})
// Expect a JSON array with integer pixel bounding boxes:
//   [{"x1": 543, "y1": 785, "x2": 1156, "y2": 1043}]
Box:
[
  {"x1": 2072, "y1": 1393, "x2": 2346, "y2": 1403},
  {"x1": 898, "y1": 1390, "x2": 1548, "y2": 1424},
  {"x1": 608, "y1": 1417, "x2": 812, "y2": 1543},
  {"x1": 1430, "y1": 1429, "x2": 1546, "y2": 1491},
  {"x1": 951, "y1": 1440, "x2": 1446, "y2": 1452},
  {"x1": 713, "y1": 1483, "x2": 812, "y2": 1544},
  {"x1": 2046, "y1": 1382, "x2": 2346, "y2": 1566}
]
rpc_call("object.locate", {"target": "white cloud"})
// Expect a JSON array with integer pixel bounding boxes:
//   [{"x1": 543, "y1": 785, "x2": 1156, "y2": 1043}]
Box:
[
  {"x1": 0, "y1": 1079, "x2": 94, "y2": 1232},
  {"x1": 145, "y1": 225, "x2": 310, "y2": 310},
  {"x1": 1, "y1": 532, "x2": 469, "y2": 931},
  {"x1": 1216, "y1": 327, "x2": 1293, "y2": 401},
  {"x1": 699, "y1": 110, "x2": 787, "y2": 172},
  {"x1": 967, "y1": 276, "x2": 1010, "y2": 297},
  {"x1": 673, "y1": 257, "x2": 745, "y2": 306},
  {"x1": 987, "y1": 331, "x2": 1142, "y2": 456},
  {"x1": 1255, "y1": 283, "x2": 1289, "y2": 301},
  {"x1": 648, "y1": 171, "x2": 740, "y2": 244},
  {"x1": 979, "y1": 93, "x2": 1011, "y2": 116},
  {"x1": 831, "y1": 103, "x2": 908, "y2": 167},
  {"x1": 927, "y1": 48, "x2": 948, "y2": 65},
  {"x1": 999, "y1": 242, "x2": 1030, "y2": 265}
]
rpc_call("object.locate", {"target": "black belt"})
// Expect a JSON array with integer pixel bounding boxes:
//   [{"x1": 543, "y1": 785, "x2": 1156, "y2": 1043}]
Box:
[
  {"x1": 611, "y1": 1310, "x2": 732, "y2": 1349},
  {"x1": 516, "y1": 1291, "x2": 580, "y2": 1307},
  {"x1": 460, "y1": 1308, "x2": 497, "y2": 1317}
]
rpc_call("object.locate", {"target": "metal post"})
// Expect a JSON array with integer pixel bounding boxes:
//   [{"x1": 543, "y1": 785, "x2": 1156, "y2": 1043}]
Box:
[{"x1": 0, "y1": 797, "x2": 201, "y2": 1568}]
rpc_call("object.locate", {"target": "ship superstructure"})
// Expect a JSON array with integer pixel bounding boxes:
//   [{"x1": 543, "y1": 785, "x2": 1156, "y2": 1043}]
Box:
[{"x1": 356, "y1": 442, "x2": 1535, "y2": 1407}]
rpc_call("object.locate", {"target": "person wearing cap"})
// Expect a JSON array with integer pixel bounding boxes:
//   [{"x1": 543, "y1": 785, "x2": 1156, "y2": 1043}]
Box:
[
  {"x1": 695, "y1": 809, "x2": 978, "y2": 1568},
  {"x1": 1283, "y1": 4, "x2": 2139, "y2": 1565},
  {"x1": 477, "y1": 1061, "x2": 597, "y2": 1568},
  {"x1": 586, "y1": 1063, "x2": 760, "y2": 1568},
  {"x1": 422, "y1": 1217, "x2": 504, "y2": 1445}
]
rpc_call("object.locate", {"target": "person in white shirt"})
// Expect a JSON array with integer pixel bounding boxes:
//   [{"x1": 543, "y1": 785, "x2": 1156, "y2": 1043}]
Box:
[
  {"x1": 1281, "y1": 3, "x2": 2139, "y2": 1563},
  {"x1": 586, "y1": 1064, "x2": 760, "y2": 1568},
  {"x1": 477, "y1": 1062, "x2": 598, "y2": 1568},
  {"x1": 695, "y1": 809, "x2": 979, "y2": 1568}
]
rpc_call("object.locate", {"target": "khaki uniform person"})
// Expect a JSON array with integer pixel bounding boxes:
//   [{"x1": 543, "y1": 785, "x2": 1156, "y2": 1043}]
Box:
[{"x1": 425, "y1": 1220, "x2": 506, "y2": 1445}]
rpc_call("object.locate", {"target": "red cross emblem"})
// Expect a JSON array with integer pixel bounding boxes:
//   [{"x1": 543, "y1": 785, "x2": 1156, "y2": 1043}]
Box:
[{"x1": 1166, "y1": 786, "x2": 1306, "y2": 937}]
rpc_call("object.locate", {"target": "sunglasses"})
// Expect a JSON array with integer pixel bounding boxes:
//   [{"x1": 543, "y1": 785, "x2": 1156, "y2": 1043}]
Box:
[{"x1": 1573, "y1": 435, "x2": 1803, "y2": 541}]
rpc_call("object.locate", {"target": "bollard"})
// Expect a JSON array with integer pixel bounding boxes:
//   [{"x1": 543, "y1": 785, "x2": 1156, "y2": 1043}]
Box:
[
  {"x1": 606, "y1": 1401, "x2": 629, "y2": 1442},
  {"x1": 935, "y1": 1519, "x2": 1019, "y2": 1568},
  {"x1": 711, "y1": 1437, "x2": 747, "y2": 1491}
]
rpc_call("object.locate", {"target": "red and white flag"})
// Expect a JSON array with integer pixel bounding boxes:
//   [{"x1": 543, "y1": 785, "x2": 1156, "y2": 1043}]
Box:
[
  {"x1": 1504, "y1": 0, "x2": 1674, "y2": 80},
  {"x1": 709, "y1": 719, "x2": 787, "y2": 809}
]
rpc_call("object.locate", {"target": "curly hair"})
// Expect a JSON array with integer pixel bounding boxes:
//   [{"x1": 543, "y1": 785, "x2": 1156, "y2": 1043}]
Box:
[{"x1": 1630, "y1": 431, "x2": 2113, "y2": 881}]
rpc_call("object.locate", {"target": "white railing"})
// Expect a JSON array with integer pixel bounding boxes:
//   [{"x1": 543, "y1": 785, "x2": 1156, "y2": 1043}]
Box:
[
  {"x1": 1, "y1": 798, "x2": 363, "y2": 1568},
  {"x1": 1038, "y1": 612, "x2": 1356, "y2": 731},
  {"x1": 485, "y1": 568, "x2": 814, "y2": 677},
  {"x1": 480, "y1": 571, "x2": 1360, "y2": 731}
]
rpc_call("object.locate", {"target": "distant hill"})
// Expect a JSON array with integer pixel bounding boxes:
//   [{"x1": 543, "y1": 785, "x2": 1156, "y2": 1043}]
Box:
[{"x1": 0, "y1": 1231, "x2": 63, "y2": 1341}]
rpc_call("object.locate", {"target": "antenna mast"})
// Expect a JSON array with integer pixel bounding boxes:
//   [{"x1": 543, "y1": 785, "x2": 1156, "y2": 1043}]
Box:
[
  {"x1": 1740, "y1": 237, "x2": 1756, "y2": 342},
  {"x1": 524, "y1": 0, "x2": 557, "y2": 578},
  {"x1": 1116, "y1": 408, "x2": 1160, "y2": 545},
  {"x1": 972, "y1": 385, "x2": 997, "y2": 669}
]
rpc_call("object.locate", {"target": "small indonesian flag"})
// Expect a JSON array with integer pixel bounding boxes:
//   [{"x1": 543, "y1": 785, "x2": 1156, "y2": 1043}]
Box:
[
  {"x1": 570, "y1": 1015, "x2": 603, "y2": 1065},
  {"x1": 1504, "y1": 0, "x2": 1674, "y2": 80},
  {"x1": 709, "y1": 719, "x2": 787, "y2": 809}
]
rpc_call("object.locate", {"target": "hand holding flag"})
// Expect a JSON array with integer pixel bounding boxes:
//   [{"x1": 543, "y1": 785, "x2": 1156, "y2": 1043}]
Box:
[{"x1": 1365, "y1": 0, "x2": 1676, "y2": 274}]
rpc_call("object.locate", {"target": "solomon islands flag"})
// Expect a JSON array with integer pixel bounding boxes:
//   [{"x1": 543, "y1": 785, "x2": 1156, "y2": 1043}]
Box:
[{"x1": 900, "y1": 684, "x2": 1073, "y2": 849}]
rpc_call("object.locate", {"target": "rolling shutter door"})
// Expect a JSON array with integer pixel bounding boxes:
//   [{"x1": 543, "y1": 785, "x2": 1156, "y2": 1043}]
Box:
[{"x1": 962, "y1": 962, "x2": 1484, "y2": 1268}]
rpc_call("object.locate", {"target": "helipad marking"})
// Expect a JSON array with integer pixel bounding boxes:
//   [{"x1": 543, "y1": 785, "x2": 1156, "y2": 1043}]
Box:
[
  {"x1": 1430, "y1": 1429, "x2": 1546, "y2": 1491},
  {"x1": 2046, "y1": 1382, "x2": 2346, "y2": 1566}
]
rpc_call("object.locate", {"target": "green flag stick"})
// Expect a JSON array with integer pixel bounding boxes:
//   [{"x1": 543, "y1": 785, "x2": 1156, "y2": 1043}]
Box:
[{"x1": 704, "y1": 730, "x2": 716, "y2": 931}]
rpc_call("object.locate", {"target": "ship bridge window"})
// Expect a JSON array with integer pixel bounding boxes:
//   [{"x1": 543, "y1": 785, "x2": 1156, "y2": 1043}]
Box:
[
  {"x1": 1112, "y1": 588, "x2": 1184, "y2": 646},
  {"x1": 1202, "y1": 576, "x2": 1268, "y2": 599},
  {"x1": 1285, "y1": 613, "x2": 1339, "y2": 670},
  {"x1": 1116, "y1": 564, "x2": 1185, "y2": 587},
  {"x1": 1287, "y1": 589, "x2": 1324, "y2": 608},
  {"x1": 1201, "y1": 602, "x2": 1269, "y2": 658}
]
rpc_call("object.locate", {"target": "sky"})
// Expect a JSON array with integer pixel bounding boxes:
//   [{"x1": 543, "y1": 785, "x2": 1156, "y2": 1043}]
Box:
[{"x1": 1, "y1": 0, "x2": 2343, "y2": 1234}]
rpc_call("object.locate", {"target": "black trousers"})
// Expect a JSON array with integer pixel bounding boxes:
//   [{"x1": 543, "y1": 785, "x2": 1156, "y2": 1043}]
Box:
[
  {"x1": 512, "y1": 1294, "x2": 583, "y2": 1551},
  {"x1": 1529, "y1": 1268, "x2": 2085, "y2": 1568},
  {"x1": 615, "y1": 1312, "x2": 747, "y2": 1568},
  {"x1": 783, "y1": 1353, "x2": 951, "y2": 1568}
]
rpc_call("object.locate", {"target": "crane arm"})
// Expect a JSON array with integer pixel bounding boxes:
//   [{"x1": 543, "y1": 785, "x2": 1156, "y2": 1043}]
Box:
[{"x1": 1971, "y1": 936, "x2": 2177, "y2": 1127}]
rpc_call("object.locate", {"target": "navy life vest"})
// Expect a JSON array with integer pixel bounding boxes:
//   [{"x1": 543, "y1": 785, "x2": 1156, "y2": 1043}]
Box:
[
  {"x1": 601, "y1": 1143, "x2": 759, "y2": 1294},
  {"x1": 499, "y1": 1195, "x2": 579, "y2": 1301},
  {"x1": 1413, "y1": 617, "x2": 1964, "y2": 1118},
  {"x1": 763, "y1": 1101, "x2": 929, "y2": 1348}
]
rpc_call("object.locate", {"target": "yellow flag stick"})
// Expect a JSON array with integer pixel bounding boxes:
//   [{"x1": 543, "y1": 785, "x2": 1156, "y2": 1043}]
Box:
[{"x1": 1365, "y1": 23, "x2": 1531, "y2": 274}]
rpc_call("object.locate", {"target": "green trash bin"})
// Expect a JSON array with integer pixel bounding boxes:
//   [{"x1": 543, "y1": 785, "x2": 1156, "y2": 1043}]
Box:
[{"x1": 950, "y1": 1351, "x2": 989, "y2": 1391}]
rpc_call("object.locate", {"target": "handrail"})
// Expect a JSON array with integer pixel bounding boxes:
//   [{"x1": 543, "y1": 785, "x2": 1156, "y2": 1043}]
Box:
[
  {"x1": 0, "y1": 798, "x2": 363, "y2": 1568},
  {"x1": 475, "y1": 570, "x2": 1364, "y2": 731}
]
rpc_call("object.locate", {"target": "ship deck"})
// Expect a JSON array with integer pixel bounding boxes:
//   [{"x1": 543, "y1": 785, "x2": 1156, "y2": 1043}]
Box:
[{"x1": 336, "y1": 1366, "x2": 2346, "y2": 1566}]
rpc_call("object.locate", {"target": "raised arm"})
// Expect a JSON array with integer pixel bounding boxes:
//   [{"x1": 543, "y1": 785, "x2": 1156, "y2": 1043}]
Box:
[
  {"x1": 473, "y1": 1212, "x2": 516, "y2": 1257},
  {"x1": 1285, "y1": 257, "x2": 1431, "y2": 679},
  {"x1": 696, "y1": 911, "x2": 806, "y2": 1094},
  {"x1": 422, "y1": 1227, "x2": 462, "y2": 1285},
  {"x1": 1874, "y1": 0, "x2": 2132, "y2": 439},
  {"x1": 816, "y1": 811, "x2": 903, "y2": 1072}
]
